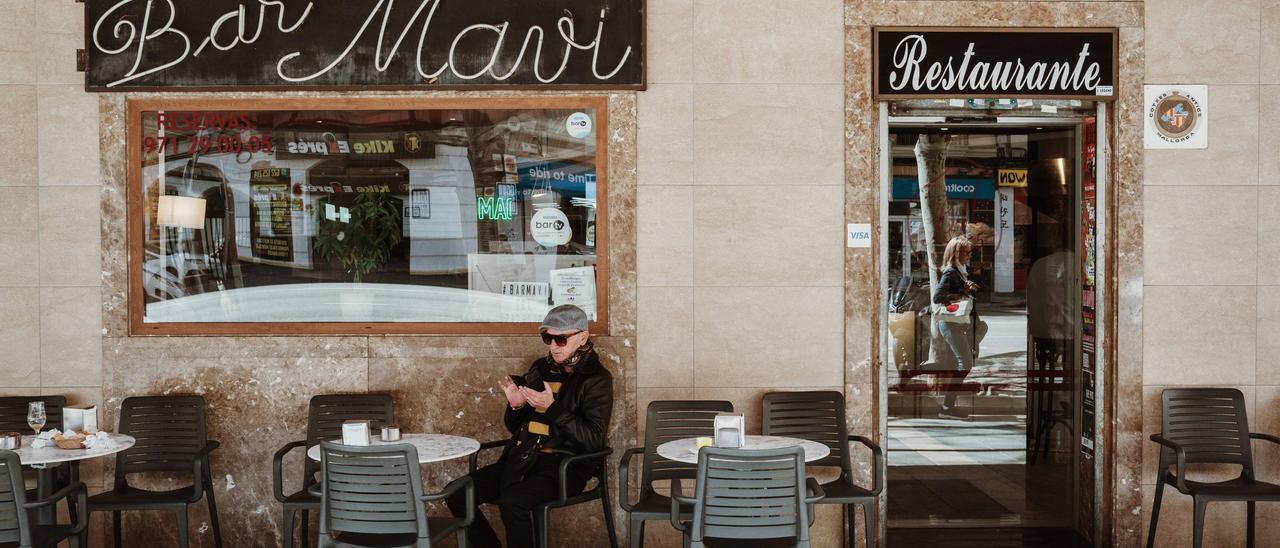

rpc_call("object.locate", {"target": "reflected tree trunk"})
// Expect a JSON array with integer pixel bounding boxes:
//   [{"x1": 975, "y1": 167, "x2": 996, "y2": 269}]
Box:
[{"x1": 915, "y1": 134, "x2": 951, "y2": 366}]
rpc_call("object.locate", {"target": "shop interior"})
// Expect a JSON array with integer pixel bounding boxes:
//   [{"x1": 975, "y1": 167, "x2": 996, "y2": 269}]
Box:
[{"x1": 883, "y1": 100, "x2": 1100, "y2": 547}]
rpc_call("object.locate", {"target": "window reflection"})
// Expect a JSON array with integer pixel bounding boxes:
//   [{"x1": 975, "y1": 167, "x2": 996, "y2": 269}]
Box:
[{"x1": 138, "y1": 106, "x2": 602, "y2": 325}]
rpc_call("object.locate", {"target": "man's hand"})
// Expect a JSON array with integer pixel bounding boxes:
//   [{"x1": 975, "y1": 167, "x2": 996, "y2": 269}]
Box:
[
  {"x1": 520, "y1": 384, "x2": 555, "y2": 409},
  {"x1": 500, "y1": 376, "x2": 527, "y2": 409}
]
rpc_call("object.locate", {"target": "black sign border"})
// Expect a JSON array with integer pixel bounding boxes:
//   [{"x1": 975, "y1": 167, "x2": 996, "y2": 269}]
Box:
[
  {"x1": 872, "y1": 26, "x2": 1119, "y2": 102},
  {"x1": 83, "y1": 0, "x2": 648, "y2": 92}
]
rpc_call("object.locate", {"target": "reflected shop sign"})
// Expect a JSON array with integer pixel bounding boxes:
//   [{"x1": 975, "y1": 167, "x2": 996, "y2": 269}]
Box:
[
  {"x1": 891, "y1": 177, "x2": 994, "y2": 201},
  {"x1": 873, "y1": 27, "x2": 1117, "y2": 100},
  {"x1": 85, "y1": 0, "x2": 644, "y2": 90}
]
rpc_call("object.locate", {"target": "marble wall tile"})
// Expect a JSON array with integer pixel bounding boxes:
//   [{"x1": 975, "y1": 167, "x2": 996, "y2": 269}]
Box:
[
  {"x1": 34, "y1": 0, "x2": 81, "y2": 85},
  {"x1": 637, "y1": 287, "x2": 695, "y2": 388},
  {"x1": 37, "y1": 85, "x2": 100, "y2": 186},
  {"x1": 1143, "y1": 286, "x2": 1256, "y2": 386},
  {"x1": 1262, "y1": 87, "x2": 1280, "y2": 186},
  {"x1": 638, "y1": 186, "x2": 694, "y2": 286},
  {"x1": 0, "y1": 0, "x2": 34, "y2": 84},
  {"x1": 1263, "y1": 0, "x2": 1280, "y2": 84},
  {"x1": 1143, "y1": 186, "x2": 1257, "y2": 286},
  {"x1": 647, "y1": 0, "x2": 694, "y2": 83},
  {"x1": 0, "y1": 186, "x2": 39, "y2": 285},
  {"x1": 38, "y1": 186, "x2": 102, "y2": 287},
  {"x1": 1259, "y1": 187, "x2": 1280, "y2": 284},
  {"x1": 693, "y1": 286, "x2": 844, "y2": 388},
  {"x1": 692, "y1": 0, "x2": 844, "y2": 84},
  {"x1": 0, "y1": 85, "x2": 36, "y2": 186},
  {"x1": 0, "y1": 288, "x2": 39, "y2": 386},
  {"x1": 1145, "y1": 0, "x2": 1261, "y2": 84},
  {"x1": 637, "y1": 84, "x2": 694, "y2": 185},
  {"x1": 1254, "y1": 386, "x2": 1280, "y2": 486},
  {"x1": 693, "y1": 185, "x2": 844, "y2": 286},
  {"x1": 39, "y1": 287, "x2": 102, "y2": 386},
  {"x1": 1258, "y1": 287, "x2": 1280, "y2": 385},
  {"x1": 1144, "y1": 86, "x2": 1260, "y2": 187},
  {"x1": 692, "y1": 84, "x2": 844, "y2": 187}
]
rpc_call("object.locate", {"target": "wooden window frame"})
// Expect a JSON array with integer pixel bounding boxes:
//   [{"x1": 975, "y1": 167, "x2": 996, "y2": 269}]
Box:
[{"x1": 127, "y1": 96, "x2": 611, "y2": 336}]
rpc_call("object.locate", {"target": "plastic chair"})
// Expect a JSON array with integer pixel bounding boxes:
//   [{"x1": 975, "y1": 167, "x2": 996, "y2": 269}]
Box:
[
  {"x1": 274, "y1": 394, "x2": 395, "y2": 548},
  {"x1": 669, "y1": 446, "x2": 824, "y2": 547},
  {"x1": 0, "y1": 449, "x2": 88, "y2": 548},
  {"x1": 617, "y1": 400, "x2": 733, "y2": 548},
  {"x1": 468, "y1": 442, "x2": 618, "y2": 548},
  {"x1": 87, "y1": 395, "x2": 222, "y2": 548},
  {"x1": 1147, "y1": 388, "x2": 1280, "y2": 548},
  {"x1": 0, "y1": 396, "x2": 75, "y2": 521},
  {"x1": 314, "y1": 441, "x2": 472, "y2": 548},
  {"x1": 762, "y1": 391, "x2": 884, "y2": 547}
]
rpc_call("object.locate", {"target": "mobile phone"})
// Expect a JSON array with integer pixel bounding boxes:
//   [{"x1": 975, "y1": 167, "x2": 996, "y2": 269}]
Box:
[{"x1": 508, "y1": 374, "x2": 528, "y2": 387}]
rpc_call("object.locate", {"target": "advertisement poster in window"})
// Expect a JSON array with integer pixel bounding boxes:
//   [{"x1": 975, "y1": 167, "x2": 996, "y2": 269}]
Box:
[
  {"x1": 249, "y1": 168, "x2": 294, "y2": 262},
  {"x1": 550, "y1": 266, "x2": 596, "y2": 319}
]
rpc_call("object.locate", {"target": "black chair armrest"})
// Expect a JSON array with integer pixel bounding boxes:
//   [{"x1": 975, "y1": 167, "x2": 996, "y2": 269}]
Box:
[
  {"x1": 272, "y1": 440, "x2": 307, "y2": 503},
  {"x1": 668, "y1": 478, "x2": 695, "y2": 532},
  {"x1": 421, "y1": 476, "x2": 474, "y2": 527},
  {"x1": 307, "y1": 483, "x2": 322, "y2": 499},
  {"x1": 550, "y1": 447, "x2": 613, "y2": 502},
  {"x1": 187, "y1": 440, "x2": 221, "y2": 503},
  {"x1": 617, "y1": 447, "x2": 644, "y2": 512},
  {"x1": 849, "y1": 435, "x2": 885, "y2": 496},
  {"x1": 23, "y1": 480, "x2": 85, "y2": 510},
  {"x1": 804, "y1": 477, "x2": 826, "y2": 504},
  {"x1": 1250, "y1": 433, "x2": 1280, "y2": 446},
  {"x1": 197, "y1": 440, "x2": 221, "y2": 457},
  {"x1": 1150, "y1": 434, "x2": 1189, "y2": 492},
  {"x1": 469, "y1": 440, "x2": 507, "y2": 474}
]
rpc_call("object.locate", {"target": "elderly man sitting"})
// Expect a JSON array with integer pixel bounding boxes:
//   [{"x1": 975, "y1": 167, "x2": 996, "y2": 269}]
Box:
[{"x1": 446, "y1": 304, "x2": 613, "y2": 548}]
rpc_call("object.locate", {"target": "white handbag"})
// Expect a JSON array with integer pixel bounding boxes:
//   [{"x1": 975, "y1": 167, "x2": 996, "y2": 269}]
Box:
[{"x1": 933, "y1": 297, "x2": 973, "y2": 323}]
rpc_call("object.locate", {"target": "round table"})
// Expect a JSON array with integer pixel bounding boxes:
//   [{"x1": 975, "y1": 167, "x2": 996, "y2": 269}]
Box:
[
  {"x1": 13, "y1": 433, "x2": 136, "y2": 525},
  {"x1": 656, "y1": 435, "x2": 831, "y2": 464},
  {"x1": 307, "y1": 434, "x2": 480, "y2": 463}
]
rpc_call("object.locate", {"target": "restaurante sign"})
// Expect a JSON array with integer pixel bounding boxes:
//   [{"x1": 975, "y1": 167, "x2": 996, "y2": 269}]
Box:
[
  {"x1": 85, "y1": 0, "x2": 644, "y2": 90},
  {"x1": 873, "y1": 27, "x2": 1117, "y2": 100}
]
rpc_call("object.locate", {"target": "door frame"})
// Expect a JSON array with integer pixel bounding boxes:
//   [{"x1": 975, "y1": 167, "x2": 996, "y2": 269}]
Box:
[{"x1": 874, "y1": 102, "x2": 1114, "y2": 544}]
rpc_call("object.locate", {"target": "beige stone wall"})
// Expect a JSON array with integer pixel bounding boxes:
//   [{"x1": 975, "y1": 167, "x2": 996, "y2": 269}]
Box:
[
  {"x1": 1140, "y1": 0, "x2": 1280, "y2": 546},
  {"x1": 635, "y1": 0, "x2": 849, "y2": 544}
]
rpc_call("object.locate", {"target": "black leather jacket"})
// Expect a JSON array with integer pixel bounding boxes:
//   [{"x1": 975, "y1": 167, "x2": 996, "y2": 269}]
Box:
[{"x1": 502, "y1": 349, "x2": 613, "y2": 456}]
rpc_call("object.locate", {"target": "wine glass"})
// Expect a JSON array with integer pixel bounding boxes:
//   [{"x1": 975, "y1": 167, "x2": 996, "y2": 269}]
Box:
[{"x1": 27, "y1": 401, "x2": 45, "y2": 435}]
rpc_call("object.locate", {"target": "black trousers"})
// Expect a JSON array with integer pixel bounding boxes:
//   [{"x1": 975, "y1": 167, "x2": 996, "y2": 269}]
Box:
[{"x1": 446, "y1": 455, "x2": 592, "y2": 548}]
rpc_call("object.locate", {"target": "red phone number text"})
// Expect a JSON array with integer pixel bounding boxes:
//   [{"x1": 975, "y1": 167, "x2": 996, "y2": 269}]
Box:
[{"x1": 143, "y1": 135, "x2": 274, "y2": 155}]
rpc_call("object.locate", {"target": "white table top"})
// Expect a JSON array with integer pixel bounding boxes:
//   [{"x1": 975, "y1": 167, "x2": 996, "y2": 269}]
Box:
[
  {"x1": 656, "y1": 435, "x2": 831, "y2": 465},
  {"x1": 13, "y1": 434, "x2": 136, "y2": 466},
  {"x1": 307, "y1": 434, "x2": 480, "y2": 464}
]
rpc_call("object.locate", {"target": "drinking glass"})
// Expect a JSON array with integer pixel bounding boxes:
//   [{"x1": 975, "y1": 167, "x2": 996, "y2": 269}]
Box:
[{"x1": 27, "y1": 401, "x2": 45, "y2": 435}]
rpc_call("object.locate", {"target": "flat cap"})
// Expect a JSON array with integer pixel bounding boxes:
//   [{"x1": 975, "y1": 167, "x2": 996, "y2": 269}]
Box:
[{"x1": 539, "y1": 304, "x2": 588, "y2": 332}]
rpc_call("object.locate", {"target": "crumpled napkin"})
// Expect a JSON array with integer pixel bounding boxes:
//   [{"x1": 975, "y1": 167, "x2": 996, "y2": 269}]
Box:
[
  {"x1": 31, "y1": 429, "x2": 62, "y2": 448},
  {"x1": 83, "y1": 431, "x2": 116, "y2": 450}
]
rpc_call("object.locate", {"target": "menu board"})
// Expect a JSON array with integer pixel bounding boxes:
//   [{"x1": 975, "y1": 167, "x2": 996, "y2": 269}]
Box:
[{"x1": 249, "y1": 168, "x2": 294, "y2": 262}]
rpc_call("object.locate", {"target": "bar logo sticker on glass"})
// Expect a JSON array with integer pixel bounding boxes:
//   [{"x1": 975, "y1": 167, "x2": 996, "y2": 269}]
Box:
[{"x1": 531, "y1": 208, "x2": 572, "y2": 247}]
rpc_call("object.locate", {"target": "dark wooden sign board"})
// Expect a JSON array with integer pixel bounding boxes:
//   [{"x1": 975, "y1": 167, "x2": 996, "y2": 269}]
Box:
[
  {"x1": 873, "y1": 27, "x2": 1118, "y2": 101},
  {"x1": 85, "y1": 0, "x2": 645, "y2": 91}
]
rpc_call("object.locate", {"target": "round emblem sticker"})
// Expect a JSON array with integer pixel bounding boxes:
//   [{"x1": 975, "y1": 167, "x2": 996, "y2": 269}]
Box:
[
  {"x1": 1154, "y1": 94, "x2": 1198, "y2": 140},
  {"x1": 531, "y1": 208, "x2": 572, "y2": 247},
  {"x1": 565, "y1": 112, "x2": 592, "y2": 139}
]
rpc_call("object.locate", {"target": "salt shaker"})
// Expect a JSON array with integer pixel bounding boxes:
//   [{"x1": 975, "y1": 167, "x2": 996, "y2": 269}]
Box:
[{"x1": 380, "y1": 425, "x2": 401, "y2": 442}]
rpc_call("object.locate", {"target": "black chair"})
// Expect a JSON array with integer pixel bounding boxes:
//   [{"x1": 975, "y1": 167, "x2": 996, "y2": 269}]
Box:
[
  {"x1": 313, "y1": 441, "x2": 472, "y2": 548},
  {"x1": 669, "y1": 446, "x2": 824, "y2": 547},
  {"x1": 1147, "y1": 388, "x2": 1280, "y2": 548},
  {"x1": 762, "y1": 391, "x2": 884, "y2": 547},
  {"x1": 0, "y1": 396, "x2": 75, "y2": 521},
  {"x1": 274, "y1": 394, "x2": 395, "y2": 548},
  {"x1": 618, "y1": 400, "x2": 733, "y2": 548},
  {"x1": 87, "y1": 395, "x2": 222, "y2": 548},
  {"x1": 0, "y1": 449, "x2": 88, "y2": 548},
  {"x1": 469, "y1": 441, "x2": 617, "y2": 548}
]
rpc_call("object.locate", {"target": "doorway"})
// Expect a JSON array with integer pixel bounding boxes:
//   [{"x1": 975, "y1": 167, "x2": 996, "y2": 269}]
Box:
[{"x1": 879, "y1": 100, "x2": 1106, "y2": 546}]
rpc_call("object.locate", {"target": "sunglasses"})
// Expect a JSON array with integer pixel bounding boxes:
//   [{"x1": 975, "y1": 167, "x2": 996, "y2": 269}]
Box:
[{"x1": 541, "y1": 331, "x2": 582, "y2": 346}]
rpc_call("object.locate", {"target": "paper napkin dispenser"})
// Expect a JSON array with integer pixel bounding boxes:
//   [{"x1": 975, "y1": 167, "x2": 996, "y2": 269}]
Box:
[
  {"x1": 713, "y1": 414, "x2": 745, "y2": 448},
  {"x1": 342, "y1": 420, "x2": 371, "y2": 446},
  {"x1": 64, "y1": 405, "x2": 98, "y2": 433}
]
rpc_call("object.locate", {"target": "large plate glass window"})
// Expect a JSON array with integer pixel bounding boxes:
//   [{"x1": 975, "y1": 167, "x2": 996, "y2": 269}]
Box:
[{"x1": 128, "y1": 98, "x2": 609, "y2": 335}]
